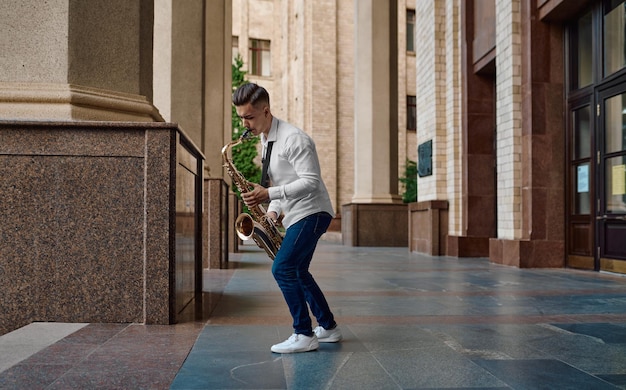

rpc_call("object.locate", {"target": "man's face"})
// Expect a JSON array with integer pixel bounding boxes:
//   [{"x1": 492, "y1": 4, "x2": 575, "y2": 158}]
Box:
[{"x1": 235, "y1": 102, "x2": 271, "y2": 137}]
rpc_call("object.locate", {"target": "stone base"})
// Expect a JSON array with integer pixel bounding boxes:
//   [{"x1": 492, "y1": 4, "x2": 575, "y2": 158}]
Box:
[
  {"x1": 447, "y1": 235, "x2": 490, "y2": 257},
  {"x1": 228, "y1": 193, "x2": 241, "y2": 254},
  {"x1": 342, "y1": 203, "x2": 408, "y2": 247},
  {"x1": 328, "y1": 213, "x2": 341, "y2": 232},
  {"x1": 0, "y1": 120, "x2": 203, "y2": 335},
  {"x1": 489, "y1": 238, "x2": 565, "y2": 268},
  {"x1": 408, "y1": 201, "x2": 448, "y2": 255},
  {"x1": 204, "y1": 178, "x2": 229, "y2": 269}
]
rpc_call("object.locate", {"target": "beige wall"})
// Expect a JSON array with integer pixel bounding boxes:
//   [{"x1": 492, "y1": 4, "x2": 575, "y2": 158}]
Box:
[
  {"x1": 398, "y1": 0, "x2": 418, "y2": 171},
  {"x1": 232, "y1": 0, "x2": 416, "y2": 213},
  {"x1": 336, "y1": 0, "x2": 356, "y2": 211},
  {"x1": 494, "y1": 0, "x2": 523, "y2": 240},
  {"x1": 414, "y1": 0, "x2": 464, "y2": 235},
  {"x1": 444, "y1": 0, "x2": 463, "y2": 237}
]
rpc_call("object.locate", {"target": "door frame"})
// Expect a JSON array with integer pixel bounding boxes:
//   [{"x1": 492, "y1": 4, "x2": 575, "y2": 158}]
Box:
[
  {"x1": 566, "y1": 93, "x2": 596, "y2": 271},
  {"x1": 595, "y1": 76, "x2": 626, "y2": 273}
]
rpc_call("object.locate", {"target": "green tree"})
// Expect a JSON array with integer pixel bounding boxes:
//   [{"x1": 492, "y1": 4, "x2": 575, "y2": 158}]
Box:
[
  {"x1": 399, "y1": 159, "x2": 418, "y2": 203},
  {"x1": 231, "y1": 54, "x2": 261, "y2": 194}
]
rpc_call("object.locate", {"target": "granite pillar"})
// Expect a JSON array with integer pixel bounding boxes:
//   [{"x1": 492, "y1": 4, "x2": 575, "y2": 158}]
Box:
[
  {"x1": 0, "y1": 121, "x2": 204, "y2": 336},
  {"x1": 345, "y1": 0, "x2": 404, "y2": 246}
]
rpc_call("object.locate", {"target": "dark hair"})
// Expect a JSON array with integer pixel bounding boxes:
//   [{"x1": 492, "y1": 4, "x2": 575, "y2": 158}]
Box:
[{"x1": 232, "y1": 83, "x2": 270, "y2": 107}]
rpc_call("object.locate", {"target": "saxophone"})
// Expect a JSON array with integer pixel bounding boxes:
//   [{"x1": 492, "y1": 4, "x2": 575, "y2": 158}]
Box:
[{"x1": 222, "y1": 130, "x2": 283, "y2": 260}]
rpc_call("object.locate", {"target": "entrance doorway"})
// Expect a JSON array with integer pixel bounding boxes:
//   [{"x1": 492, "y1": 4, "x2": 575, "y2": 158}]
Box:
[
  {"x1": 596, "y1": 85, "x2": 626, "y2": 271},
  {"x1": 566, "y1": 0, "x2": 626, "y2": 273}
]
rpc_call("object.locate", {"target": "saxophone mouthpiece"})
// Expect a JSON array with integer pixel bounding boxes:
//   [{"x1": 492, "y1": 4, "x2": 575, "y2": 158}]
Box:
[{"x1": 241, "y1": 129, "x2": 252, "y2": 140}]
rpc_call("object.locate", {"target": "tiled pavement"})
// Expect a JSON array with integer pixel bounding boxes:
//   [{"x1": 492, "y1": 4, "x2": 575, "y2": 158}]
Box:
[{"x1": 1, "y1": 239, "x2": 626, "y2": 389}]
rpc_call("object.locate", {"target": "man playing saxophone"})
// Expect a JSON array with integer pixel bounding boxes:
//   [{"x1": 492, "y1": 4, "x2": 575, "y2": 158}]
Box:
[{"x1": 232, "y1": 83, "x2": 342, "y2": 354}]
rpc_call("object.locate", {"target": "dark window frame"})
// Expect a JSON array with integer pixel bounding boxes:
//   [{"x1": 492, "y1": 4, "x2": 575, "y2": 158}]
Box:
[
  {"x1": 249, "y1": 38, "x2": 271, "y2": 77},
  {"x1": 407, "y1": 95, "x2": 416, "y2": 131},
  {"x1": 406, "y1": 9, "x2": 416, "y2": 53}
]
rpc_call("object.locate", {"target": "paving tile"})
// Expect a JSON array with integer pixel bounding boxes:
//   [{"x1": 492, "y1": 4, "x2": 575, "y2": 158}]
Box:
[
  {"x1": 551, "y1": 322, "x2": 626, "y2": 344},
  {"x1": 597, "y1": 374, "x2": 626, "y2": 387},
  {"x1": 171, "y1": 351, "x2": 286, "y2": 389},
  {"x1": 0, "y1": 322, "x2": 88, "y2": 374},
  {"x1": 282, "y1": 352, "x2": 398, "y2": 390},
  {"x1": 475, "y1": 359, "x2": 619, "y2": 389},
  {"x1": 47, "y1": 368, "x2": 176, "y2": 390},
  {"x1": 373, "y1": 346, "x2": 507, "y2": 388},
  {"x1": 0, "y1": 363, "x2": 74, "y2": 390}
]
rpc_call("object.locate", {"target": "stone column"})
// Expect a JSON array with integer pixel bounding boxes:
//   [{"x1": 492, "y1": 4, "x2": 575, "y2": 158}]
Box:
[
  {"x1": 447, "y1": 0, "x2": 496, "y2": 258},
  {"x1": 204, "y1": 0, "x2": 233, "y2": 268},
  {"x1": 204, "y1": 0, "x2": 232, "y2": 177},
  {"x1": 0, "y1": 0, "x2": 161, "y2": 121},
  {"x1": 494, "y1": 0, "x2": 523, "y2": 241},
  {"x1": 352, "y1": 0, "x2": 400, "y2": 204},
  {"x1": 342, "y1": 0, "x2": 407, "y2": 247},
  {"x1": 307, "y1": 1, "x2": 339, "y2": 229},
  {"x1": 409, "y1": 0, "x2": 451, "y2": 254},
  {"x1": 489, "y1": 0, "x2": 565, "y2": 268},
  {"x1": 154, "y1": 0, "x2": 232, "y2": 269}
]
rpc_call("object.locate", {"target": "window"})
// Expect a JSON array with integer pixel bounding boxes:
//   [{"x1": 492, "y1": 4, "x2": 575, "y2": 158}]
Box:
[
  {"x1": 249, "y1": 39, "x2": 271, "y2": 77},
  {"x1": 232, "y1": 36, "x2": 239, "y2": 63},
  {"x1": 406, "y1": 9, "x2": 415, "y2": 52},
  {"x1": 407, "y1": 95, "x2": 416, "y2": 130},
  {"x1": 572, "y1": 10, "x2": 593, "y2": 89},
  {"x1": 603, "y1": 0, "x2": 626, "y2": 77},
  {"x1": 572, "y1": 105, "x2": 592, "y2": 215}
]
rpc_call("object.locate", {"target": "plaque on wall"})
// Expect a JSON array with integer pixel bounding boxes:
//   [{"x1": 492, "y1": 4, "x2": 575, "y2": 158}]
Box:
[{"x1": 418, "y1": 140, "x2": 432, "y2": 177}]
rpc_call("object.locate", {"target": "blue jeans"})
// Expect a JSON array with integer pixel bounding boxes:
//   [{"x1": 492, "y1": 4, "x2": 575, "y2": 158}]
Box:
[{"x1": 272, "y1": 212, "x2": 336, "y2": 335}]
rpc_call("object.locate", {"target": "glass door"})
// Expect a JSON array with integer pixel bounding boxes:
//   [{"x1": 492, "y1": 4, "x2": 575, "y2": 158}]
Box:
[
  {"x1": 597, "y1": 85, "x2": 626, "y2": 272},
  {"x1": 568, "y1": 100, "x2": 595, "y2": 270}
]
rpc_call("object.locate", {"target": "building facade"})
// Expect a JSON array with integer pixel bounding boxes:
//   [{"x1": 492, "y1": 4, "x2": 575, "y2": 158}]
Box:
[
  {"x1": 230, "y1": 0, "x2": 626, "y2": 273},
  {"x1": 411, "y1": 0, "x2": 626, "y2": 274},
  {"x1": 232, "y1": 0, "x2": 418, "y2": 225}
]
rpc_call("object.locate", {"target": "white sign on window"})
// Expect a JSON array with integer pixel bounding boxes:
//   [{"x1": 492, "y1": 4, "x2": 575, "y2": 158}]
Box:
[{"x1": 577, "y1": 164, "x2": 589, "y2": 193}]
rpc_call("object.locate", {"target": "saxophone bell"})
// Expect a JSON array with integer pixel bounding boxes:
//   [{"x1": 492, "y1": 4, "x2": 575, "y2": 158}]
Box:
[
  {"x1": 235, "y1": 212, "x2": 254, "y2": 239},
  {"x1": 235, "y1": 213, "x2": 280, "y2": 260}
]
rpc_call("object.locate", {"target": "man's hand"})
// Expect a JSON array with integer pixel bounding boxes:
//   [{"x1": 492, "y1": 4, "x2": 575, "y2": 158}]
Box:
[
  {"x1": 267, "y1": 211, "x2": 283, "y2": 228},
  {"x1": 241, "y1": 182, "x2": 270, "y2": 207}
]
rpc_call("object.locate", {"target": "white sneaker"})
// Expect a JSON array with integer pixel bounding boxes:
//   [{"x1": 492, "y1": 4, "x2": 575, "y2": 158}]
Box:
[
  {"x1": 271, "y1": 333, "x2": 319, "y2": 353},
  {"x1": 314, "y1": 326, "x2": 343, "y2": 343}
]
